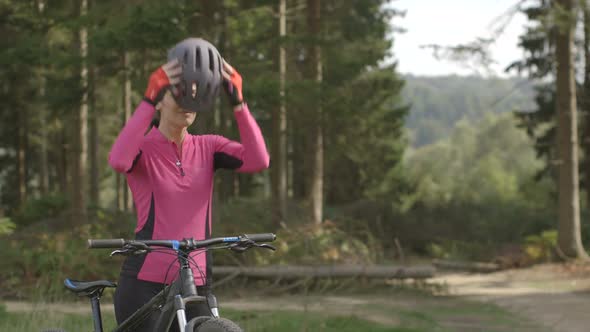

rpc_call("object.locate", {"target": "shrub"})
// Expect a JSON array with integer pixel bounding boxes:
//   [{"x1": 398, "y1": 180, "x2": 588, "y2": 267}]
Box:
[
  {"x1": 0, "y1": 209, "x2": 135, "y2": 300},
  {"x1": 12, "y1": 194, "x2": 69, "y2": 228},
  {"x1": 523, "y1": 230, "x2": 557, "y2": 263},
  {"x1": 0, "y1": 217, "x2": 15, "y2": 235}
]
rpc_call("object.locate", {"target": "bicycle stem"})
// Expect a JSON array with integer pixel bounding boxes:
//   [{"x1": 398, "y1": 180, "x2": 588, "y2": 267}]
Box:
[{"x1": 178, "y1": 250, "x2": 198, "y2": 297}]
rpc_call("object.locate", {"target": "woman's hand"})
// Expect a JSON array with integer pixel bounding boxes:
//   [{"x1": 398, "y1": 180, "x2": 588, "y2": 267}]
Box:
[
  {"x1": 144, "y1": 59, "x2": 182, "y2": 106},
  {"x1": 222, "y1": 59, "x2": 244, "y2": 107}
]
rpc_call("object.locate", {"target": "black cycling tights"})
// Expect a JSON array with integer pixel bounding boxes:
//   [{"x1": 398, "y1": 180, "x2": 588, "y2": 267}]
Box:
[{"x1": 114, "y1": 275, "x2": 213, "y2": 332}]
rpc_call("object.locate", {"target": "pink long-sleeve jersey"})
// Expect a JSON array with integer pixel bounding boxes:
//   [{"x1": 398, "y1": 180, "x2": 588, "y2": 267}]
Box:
[{"x1": 108, "y1": 101, "x2": 269, "y2": 286}]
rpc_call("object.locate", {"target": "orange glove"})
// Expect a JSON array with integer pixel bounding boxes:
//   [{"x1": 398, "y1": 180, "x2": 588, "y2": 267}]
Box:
[
  {"x1": 144, "y1": 59, "x2": 182, "y2": 106},
  {"x1": 222, "y1": 59, "x2": 244, "y2": 106}
]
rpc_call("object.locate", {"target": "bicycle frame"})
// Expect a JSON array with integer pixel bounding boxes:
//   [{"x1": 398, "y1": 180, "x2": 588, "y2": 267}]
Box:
[
  {"x1": 110, "y1": 250, "x2": 211, "y2": 332},
  {"x1": 75, "y1": 233, "x2": 275, "y2": 332}
]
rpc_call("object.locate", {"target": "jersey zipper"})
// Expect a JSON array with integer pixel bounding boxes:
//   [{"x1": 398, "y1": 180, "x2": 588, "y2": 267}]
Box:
[{"x1": 172, "y1": 142, "x2": 185, "y2": 177}]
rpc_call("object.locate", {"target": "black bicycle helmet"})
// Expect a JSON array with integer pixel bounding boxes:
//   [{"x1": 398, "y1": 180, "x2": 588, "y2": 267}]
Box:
[{"x1": 167, "y1": 38, "x2": 223, "y2": 112}]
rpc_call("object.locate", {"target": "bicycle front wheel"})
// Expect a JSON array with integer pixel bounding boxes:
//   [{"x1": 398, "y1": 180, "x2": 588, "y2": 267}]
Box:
[{"x1": 196, "y1": 318, "x2": 243, "y2": 332}]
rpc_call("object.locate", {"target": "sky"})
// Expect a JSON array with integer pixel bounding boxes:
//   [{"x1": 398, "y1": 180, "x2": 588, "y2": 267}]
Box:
[{"x1": 389, "y1": 0, "x2": 528, "y2": 77}]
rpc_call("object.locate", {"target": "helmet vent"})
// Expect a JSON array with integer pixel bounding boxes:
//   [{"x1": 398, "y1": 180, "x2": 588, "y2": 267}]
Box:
[
  {"x1": 167, "y1": 38, "x2": 223, "y2": 111},
  {"x1": 217, "y1": 55, "x2": 222, "y2": 75},
  {"x1": 208, "y1": 49, "x2": 215, "y2": 72},
  {"x1": 195, "y1": 47, "x2": 201, "y2": 70}
]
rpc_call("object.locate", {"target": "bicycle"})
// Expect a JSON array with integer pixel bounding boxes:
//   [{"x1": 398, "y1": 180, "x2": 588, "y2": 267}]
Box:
[{"x1": 62, "y1": 233, "x2": 276, "y2": 332}]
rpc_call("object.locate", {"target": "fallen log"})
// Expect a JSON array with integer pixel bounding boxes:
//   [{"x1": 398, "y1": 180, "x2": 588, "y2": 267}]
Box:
[
  {"x1": 212, "y1": 265, "x2": 435, "y2": 279},
  {"x1": 432, "y1": 259, "x2": 500, "y2": 273}
]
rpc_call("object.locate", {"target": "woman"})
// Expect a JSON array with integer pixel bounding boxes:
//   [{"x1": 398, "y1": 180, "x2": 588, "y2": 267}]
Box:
[{"x1": 109, "y1": 38, "x2": 269, "y2": 330}]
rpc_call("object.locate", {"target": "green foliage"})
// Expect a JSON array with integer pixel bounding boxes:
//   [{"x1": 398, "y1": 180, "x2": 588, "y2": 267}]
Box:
[
  {"x1": 2, "y1": 197, "x2": 382, "y2": 299},
  {"x1": 407, "y1": 113, "x2": 545, "y2": 206},
  {"x1": 399, "y1": 113, "x2": 555, "y2": 256},
  {"x1": 426, "y1": 241, "x2": 492, "y2": 261},
  {"x1": 326, "y1": 66, "x2": 410, "y2": 203},
  {"x1": 214, "y1": 197, "x2": 380, "y2": 266},
  {"x1": 267, "y1": 222, "x2": 379, "y2": 265},
  {"x1": 0, "y1": 309, "x2": 117, "y2": 332},
  {"x1": 0, "y1": 308, "x2": 416, "y2": 332},
  {"x1": 524, "y1": 230, "x2": 558, "y2": 263},
  {"x1": 509, "y1": 0, "x2": 590, "y2": 191},
  {"x1": 0, "y1": 299, "x2": 541, "y2": 331},
  {"x1": 0, "y1": 217, "x2": 15, "y2": 235},
  {"x1": 0, "y1": 209, "x2": 134, "y2": 300},
  {"x1": 233, "y1": 310, "x2": 414, "y2": 332},
  {"x1": 403, "y1": 75, "x2": 535, "y2": 147},
  {"x1": 12, "y1": 194, "x2": 69, "y2": 227}
]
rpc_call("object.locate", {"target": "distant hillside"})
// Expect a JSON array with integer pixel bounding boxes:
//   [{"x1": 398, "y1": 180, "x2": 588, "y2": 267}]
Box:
[{"x1": 402, "y1": 75, "x2": 535, "y2": 147}]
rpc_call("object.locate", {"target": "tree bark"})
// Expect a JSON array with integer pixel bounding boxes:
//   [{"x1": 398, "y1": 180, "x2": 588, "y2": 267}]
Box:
[
  {"x1": 307, "y1": 0, "x2": 323, "y2": 225},
  {"x1": 555, "y1": 0, "x2": 588, "y2": 258},
  {"x1": 72, "y1": 0, "x2": 89, "y2": 221},
  {"x1": 272, "y1": 0, "x2": 289, "y2": 228},
  {"x1": 57, "y1": 123, "x2": 68, "y2": 195},
  {"x1": 432, "y1": 259, "x2": 500, "y2": 273},
  {"x1": 37, "y1": 0, "x2": 49, "y2": 196},
  {"x1": 17, "y1": 107, "x2": 27, "y2": 206},
  {"x1": 212, "y1": 265, "x2": 435, "y2": 279},
  {"x1": 582, "y1": 0, "x2": 590, "y2": 214},
  {"x1": 89, "y1": 65, "x2": 99, "y2": 207}
]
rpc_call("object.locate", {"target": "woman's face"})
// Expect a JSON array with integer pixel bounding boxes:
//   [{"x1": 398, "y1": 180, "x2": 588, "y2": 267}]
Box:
[{"x1": 157, "y1": 91, "x2": 197, "y2": 129}]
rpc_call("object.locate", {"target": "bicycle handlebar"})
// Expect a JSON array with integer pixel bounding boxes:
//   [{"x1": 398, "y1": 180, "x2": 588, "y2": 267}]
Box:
[
  {"x1": 87, "y1": 233, "x2": 276, "y2": 250},
  {"x1": 242, "y1": 233, "x2": 276, "y2": 243},
  {"x1": 87, "y1": 238, "x2": 126, "y2": 248}
]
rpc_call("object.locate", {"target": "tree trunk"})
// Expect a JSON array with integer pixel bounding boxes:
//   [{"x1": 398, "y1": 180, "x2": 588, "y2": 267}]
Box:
[
  {"x1": 582, "y1": 0, "x2": 590, "y2": 213},
  {"x1": 57, "y1": 123, "x2": 68, "y2": 195},
  {"x1": 555, "y1": 0, "x2": 588, "y2": 258},
  {"x1": 212, "y1": 265, "x2": 435, "y2": 279},
  {"x1": 37, "y1": 0, "x2": 49, "y2": 196},
  {"x1": 38, "y1": 78, "x2": 49, "y2": 196},
  {"x1": 272, "y1": 0, "x2": 289, "y2": 228},
  {"x1": 123, "y1": 51, "x2": 133, "y2": 211},
  {"x1": 307, "y1": 0, "x2": 323, "y2": 225},
  {"x1": 17, "y1": 108, "x2": 27, "y2": 206},
  {"x1": 72, "y1": 0, "x2": 89, "y2": 221},
  {"x1": 89, "y1": 65, "x2": 99, "y2": 207}
]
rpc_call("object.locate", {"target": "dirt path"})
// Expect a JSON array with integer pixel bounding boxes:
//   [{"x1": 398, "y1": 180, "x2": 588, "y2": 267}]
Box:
[
  {"x1": 4, "y1": 264, "x2": 589, "y2": 331},
  {"x1": 2, "y1": 291, "x2": 545, "y2": 331},
  {"x1": 433, "y1": 264, "x2": 590, "y2": 332}
]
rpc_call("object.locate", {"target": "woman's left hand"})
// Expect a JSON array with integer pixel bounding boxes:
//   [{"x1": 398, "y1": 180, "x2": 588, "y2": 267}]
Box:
[{"x1": 222, "y1": 59, "x2": 244, "y2": 107}]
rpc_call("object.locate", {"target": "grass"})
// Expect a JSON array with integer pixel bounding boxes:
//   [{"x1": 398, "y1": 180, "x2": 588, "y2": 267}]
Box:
[
  {"x1": 0, "y1": 295, "x2": 544, "y2": 332},
  {"x1": 0, "y1": 304, "x2": 118, "y2": 331},
  {"x1": 226, "y1": 310, "x2": 423, "y2": 332},
  {"x1": 0, "y1": 304, "x2": 422, "y2": 332}
]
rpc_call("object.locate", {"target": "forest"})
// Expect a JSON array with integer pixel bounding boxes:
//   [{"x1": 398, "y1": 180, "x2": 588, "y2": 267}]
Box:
[{"x1": 2, "y1": 0, "x2": 590, "y2": 331}]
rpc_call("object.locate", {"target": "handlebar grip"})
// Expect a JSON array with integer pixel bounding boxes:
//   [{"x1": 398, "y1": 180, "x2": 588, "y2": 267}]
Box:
[
  {"x1": 88, "y1": 239, "x2": 126, "y2": 249},
  {"x1": 244, "y1": 233, "x2": 276, "y2": 243}
]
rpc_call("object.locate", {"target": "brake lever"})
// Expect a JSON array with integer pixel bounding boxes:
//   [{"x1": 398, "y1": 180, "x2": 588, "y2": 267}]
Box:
[
  {"x1": 257, "y1": 243, "x2": 276, "y2": 251},
  {"x1": 229, "y1": 245, "x2": 249, "y2": 253},
  {"x1": 228, "y1": 242, "x2": 276, "y2": 253},
  {"x1": 110, "y1": 248, "x2": 132, "y2": 256},
  {"x1": 110, "y1": 243, "x2": 150, "y2": 257}
]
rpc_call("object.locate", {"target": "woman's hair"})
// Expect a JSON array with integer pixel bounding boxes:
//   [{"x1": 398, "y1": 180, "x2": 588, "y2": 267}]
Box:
[{"x1": 150, "y1": 110, "x2": 160, "y2": 128}]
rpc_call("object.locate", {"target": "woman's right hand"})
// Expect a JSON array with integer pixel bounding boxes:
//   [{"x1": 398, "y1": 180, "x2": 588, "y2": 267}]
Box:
[{"x1": 144, "y1": 59, "x2": 182, "y2": 106}]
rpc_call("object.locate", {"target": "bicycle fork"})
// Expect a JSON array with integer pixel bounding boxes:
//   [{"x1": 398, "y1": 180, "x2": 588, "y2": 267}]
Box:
[{"x1": 174, "y1": 295, "x2": 188, "y2": 332}]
